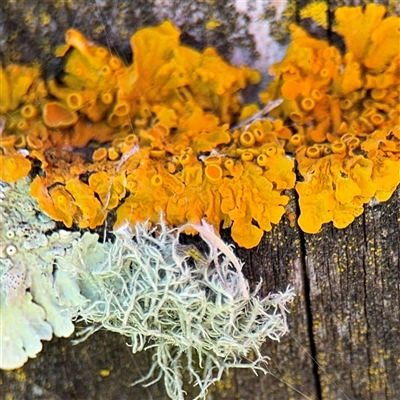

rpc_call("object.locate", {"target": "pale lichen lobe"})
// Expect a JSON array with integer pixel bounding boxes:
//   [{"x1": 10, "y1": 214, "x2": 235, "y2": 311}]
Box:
[{"x1": 0, "y1": 178, "x2": 85, "y2": 370}]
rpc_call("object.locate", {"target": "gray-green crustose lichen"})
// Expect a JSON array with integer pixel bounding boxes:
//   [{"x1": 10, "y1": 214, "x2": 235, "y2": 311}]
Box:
[{"x1": 0, "y1": 177, "x2": 86, "y2": 369}]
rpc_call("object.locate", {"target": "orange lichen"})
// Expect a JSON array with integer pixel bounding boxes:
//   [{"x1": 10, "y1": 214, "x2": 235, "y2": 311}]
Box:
[
  {"x1": 220, "y1": 161, "x2": 291, "y2": 248},
  {"x1": 43, "y1": 102, "x2": 78, "y2": 128},
  {"x1": 259, "y1": 4, "x2": 400, "y2": 233},
  {"x1": 0, "y1": 65, "x2": 45, "y2": 112},
  {"x1": 334, "y1": 4, "x2": 389, "y2": 68},
  {"x1": 1, "y1": 22, "x2": 259, "y2": 238},
  {"x1": 64, "y1": 179, "x2": 106, "y2": 228},
  {"x1": 1, "y1": 8, "x2": 399, "y2": 244},
  {"x1": 88, "y1": 171, "x2": 126, "y2": 210},
  {"x1": 205, "y1": 164, "x2": 223, "y2": 182},
  {"x1": 29, "y1": 176, "x2": 76, "y2": 227},
  {"x1": 114, "y1": 20, "x2": 261, "y2": 129},
  {"x1": 0, "y1": 153, "x2": 31, "y2": 183}
]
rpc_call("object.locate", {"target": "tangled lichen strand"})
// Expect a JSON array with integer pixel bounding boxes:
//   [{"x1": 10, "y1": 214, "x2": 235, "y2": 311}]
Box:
[
  {"x1": 0, "y1": 178, "x2": 86, "y2": 369},
  {"x1": 71, "y1": 221, "x2": 294, "y2": 400}
]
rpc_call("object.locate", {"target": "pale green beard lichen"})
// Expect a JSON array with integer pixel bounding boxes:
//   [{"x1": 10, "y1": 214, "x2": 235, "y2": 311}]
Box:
[
  {"x1": 0, "y1": 178, "x2": 86, "y2": 370},
  {"x1": 71, "y1": 220, "x2": 295, "y2": 400}
]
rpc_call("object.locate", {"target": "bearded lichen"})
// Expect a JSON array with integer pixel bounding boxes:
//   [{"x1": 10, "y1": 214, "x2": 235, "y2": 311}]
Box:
[{"x1": 70, "y1": 221, "x2": 295, "y2": 400}]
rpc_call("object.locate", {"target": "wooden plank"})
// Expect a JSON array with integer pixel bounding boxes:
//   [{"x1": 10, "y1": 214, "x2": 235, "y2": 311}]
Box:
[
  {"x1": 298, "y1": 1, "x2": 400, "y2": 398},
  {"x1": 305, "y1": 186, "x2": 400, "y2": 399},
  {"x1": 214, "y1": 202, "x2": 318, "y2": 399}
]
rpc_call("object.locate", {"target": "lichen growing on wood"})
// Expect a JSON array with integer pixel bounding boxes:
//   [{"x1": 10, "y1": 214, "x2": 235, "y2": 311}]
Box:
[
  {"x1": 0, "y1": 178, "x2": 86, "y2": 369},
  {"x1": 260, "y1": 4, "x2": 400, "y2": 233},
  {"x1": 70, "y1": 221, "x2": 295, "y2": 400},
  {"x1": 1, "y1": 5, "x2": 399, "y2": 244},
  {"x1": 0, "y1": 179, "x2": 295, "y2": 399}
]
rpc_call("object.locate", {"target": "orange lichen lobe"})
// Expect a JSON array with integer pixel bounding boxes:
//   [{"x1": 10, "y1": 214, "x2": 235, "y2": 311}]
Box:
[
  {"x1": 220, "y1": 162, "x2": 290, "y2": 248},
  {"x1": 43, "y1": 102, "x2": 78, "y2": 128},
  {"x1": 334, "y1": 4, "x2": 386, "y2": 62},
  {"x1": 29, "y1": 176, "x2": 76, "y2": 227},
  {"x1": 64, "y1": 179, "x2": 106, "y2": 229},
  {"x1": 0, "y1": 65, "x2": 43, "y2": 112},
  {"x1": 0, "y1": 153, "x2": 31, "y2": 183},
  {"x1": 88, "y1": 171, "x2": 126, "y2": 210}
]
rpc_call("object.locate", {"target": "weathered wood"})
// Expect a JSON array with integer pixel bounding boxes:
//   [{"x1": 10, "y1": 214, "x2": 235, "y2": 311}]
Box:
[
  {"x1": 305, "y1": 187, "x2": 400, "y2": 400},
  {"x1": 298, "y1": 1, "x2": 400, "y2": 398},
  {"x1": 1, "y1": 1, "x2": 399, "y2": 399}
]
